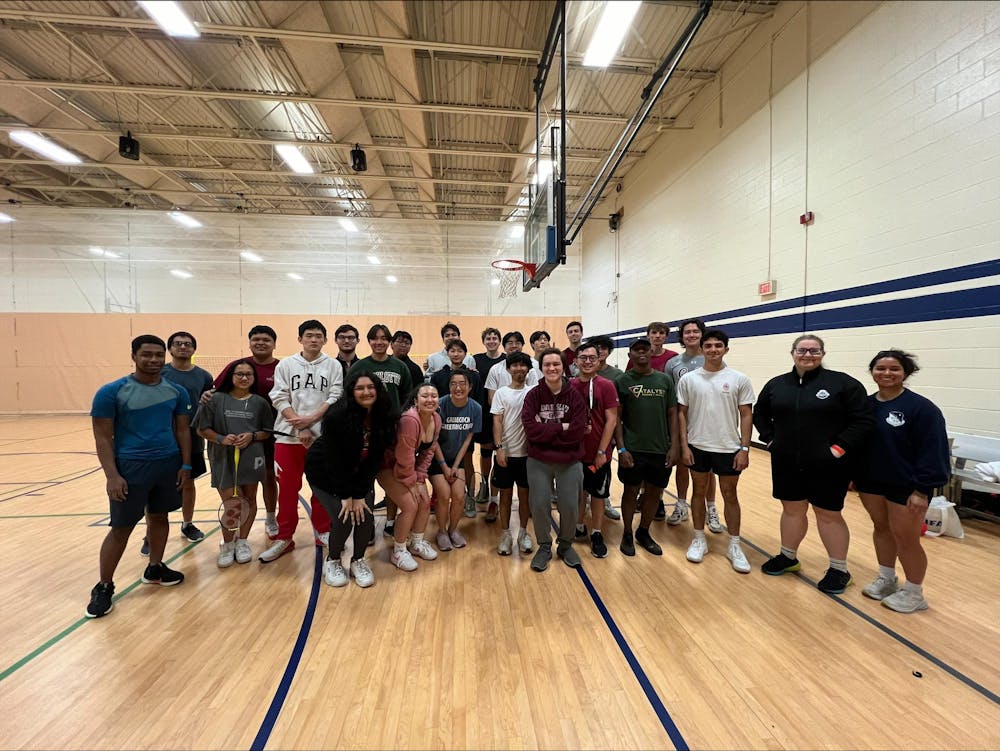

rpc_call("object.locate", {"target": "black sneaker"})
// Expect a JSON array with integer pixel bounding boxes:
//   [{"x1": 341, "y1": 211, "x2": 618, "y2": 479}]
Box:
[
  {"x1": 140, "y1": 537, "x2": 150, "y2": 557},
  {"x1": 635, "y1": 527, "x2": 663, "y2": 556},
  {"x1": 373, "y1": 498, "x2": 387, "y2": 511},
  {"x1": 761, "y1": 553, "x2": 801, "y2": 576},
  {"x1": 654, "y1": 501, "x2": 666, "y2": 521},
  {"x1": 590, "y1": 531, "x2": 608, "y2": 558},
  {"x1": 86, "y1": 581, "x2": 115, "y2": 618},
  {"x1": 817, "y1": 568, "x2": 852, "y2": 594},
  {"x1": 181, "y1": 522, "x2": 205, "y2": 542},
  {"x1": 574, "y1": 524, "x2": 588, "y2": 540},
  {"x1": 619, "y1": 532, "x2": 636, "y2": 557},
  {"x1": 142, "y1": 562, "x2": 185, "y2": 586},
  {"x1": 383, "y1": 521, "x2": 395, "y2": 538}
]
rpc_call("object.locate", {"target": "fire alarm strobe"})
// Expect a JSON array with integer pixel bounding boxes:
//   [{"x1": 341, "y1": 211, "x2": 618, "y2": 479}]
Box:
[{"x1": 800, "y1": 211, "x2": 814, "y2": 225}]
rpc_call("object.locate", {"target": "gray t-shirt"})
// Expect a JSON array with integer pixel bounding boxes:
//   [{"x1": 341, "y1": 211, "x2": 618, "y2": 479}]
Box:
[
  {"x1": 193, "y1": 392, "x2": 274, "y2": 487},
  {"x1": 665, "y1": 352, "x2": 705, "y2": 385}
]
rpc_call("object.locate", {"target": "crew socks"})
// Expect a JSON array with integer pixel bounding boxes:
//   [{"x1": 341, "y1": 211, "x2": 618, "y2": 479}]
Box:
[
  {"x1": 902, "y1": 581, "x2": 923, "y2": 595},
  {"x1": 729, "y1": 535, "x2": 741, "y2": 546},
  {"x1": 780, "y1": 546, "x2": 797, "y2": 560},
  {"x1": 829, "y1": 557, "x2": 849, "y2": 573},
  {"x1": 393, "y1": 541, "x2": 406, "y2": 555},
  {"x1": 879, "y1": 565, "x2": 897, "y2": 581}
]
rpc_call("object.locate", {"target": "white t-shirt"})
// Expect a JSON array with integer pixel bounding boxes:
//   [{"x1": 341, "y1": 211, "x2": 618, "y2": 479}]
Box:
[
  {"x1": 490, "y1": 385, "x2": 530, "y2": 457},
  {"x1": 676, "y1": 366, "x2": 755, "y2": 453},
  {"x1": 426, "y1": 349, "x2": 476, "y2": 377},
  {"x1": 484, "y1": 359, "x2": 541, "y2": 393}
]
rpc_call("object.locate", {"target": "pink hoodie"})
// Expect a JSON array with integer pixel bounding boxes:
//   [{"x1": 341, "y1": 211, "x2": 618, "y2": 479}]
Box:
[{"x1": 390, "y1": 407, "x2": 441, "y2": 487}]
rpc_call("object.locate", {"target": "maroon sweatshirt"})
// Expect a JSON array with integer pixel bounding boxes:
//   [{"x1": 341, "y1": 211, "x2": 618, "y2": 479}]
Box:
[{"x1": 520, "y1": 381, "x2": 587, "y2": 464}]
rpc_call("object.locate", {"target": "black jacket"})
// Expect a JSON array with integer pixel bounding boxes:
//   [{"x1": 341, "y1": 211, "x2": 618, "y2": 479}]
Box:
[
  {"x1": 753, "y1": 366, "x2": 872, "y2": 466},
  {"x1": 305, "y1": 410, "x2": 392, "y2": 499}
]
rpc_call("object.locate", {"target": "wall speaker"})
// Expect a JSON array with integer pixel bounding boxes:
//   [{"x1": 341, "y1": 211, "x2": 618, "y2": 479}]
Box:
[
  {"x1": 350, "y1": 144, "x2": 367, "y2": 172},
  {"x1": 118, "y1": 131, "x2": 140, "y2": 161}
]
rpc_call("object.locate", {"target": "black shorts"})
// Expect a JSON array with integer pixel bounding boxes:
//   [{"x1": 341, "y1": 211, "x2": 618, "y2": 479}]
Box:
[
  {"x1": 617, "y1": 451, "x2": 672, "y2": 490},
  {"x1": 189, "y1": 430, "x2": 207, "y2": 479},
  {"x1": 109, "y1": 455, "x2": 183, "y2": 528},
  {"x1": 582, "y1": 462, "x2": 612, "y2": 499},
  {"x1": 689, "y1": 446, "x2": 741, "y2": 477},
  {"x1": 474, "y1": 429, "x2": 494, "y2": 453},
  {"x1": 428, "y1": 456, "x2": 460, "y2": 478},
  {"x1": 770, "y1": 457, "x2": 850, "y2": 511},
  {"x1": 853, "y1": 479, "x2": 913, "y2": 506},
  {"x1": 492, "y1": 456, "x2": 529, "y2": 489},
  {"x1": 262, "y1": 436, "x2": 276, "y2": 477}
]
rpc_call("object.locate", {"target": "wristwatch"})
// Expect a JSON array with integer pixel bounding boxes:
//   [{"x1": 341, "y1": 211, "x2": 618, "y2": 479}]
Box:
[
  {"x1": 739, "y1": 446, "x2": 750, "y2": 452},
  {"x1": 494, "y1": 444, "x2": 503, "y2": 450}
]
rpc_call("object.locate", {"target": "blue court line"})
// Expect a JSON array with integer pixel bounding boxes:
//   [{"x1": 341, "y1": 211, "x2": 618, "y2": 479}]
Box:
[
  {"x1": 547, "y1": 515, "x2": 689, "y2": 750},
  {"x1": 738, "y1": 535, "x2": 1000, "y2": 706},
  {"x1": 250, "y1": 496, "x2": 324, "y2": 751}
]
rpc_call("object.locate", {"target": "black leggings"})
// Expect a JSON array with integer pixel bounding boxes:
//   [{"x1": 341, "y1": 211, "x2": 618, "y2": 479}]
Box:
[{"x1": 313, "y1": 488, "x2": 374, "y2": 560}]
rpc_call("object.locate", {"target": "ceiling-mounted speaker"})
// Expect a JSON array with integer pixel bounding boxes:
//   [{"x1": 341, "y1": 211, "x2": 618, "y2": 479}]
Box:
[
  {"x1": 350, "y1": 144, "x2": 367, "y2": 172},
  {"x1": 118, "y1": 131, "x2": 140, "y2": 160}
]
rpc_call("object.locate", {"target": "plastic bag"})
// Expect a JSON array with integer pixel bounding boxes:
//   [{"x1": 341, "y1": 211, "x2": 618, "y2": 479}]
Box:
[{"x1": 924, "y1": 495, "x2": 965, "y2": 539}]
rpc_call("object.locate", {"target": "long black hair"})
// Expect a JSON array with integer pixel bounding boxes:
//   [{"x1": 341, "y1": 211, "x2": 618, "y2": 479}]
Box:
[
  {"x1": 322, "y1": 370, "x2": 398, "y2": 453},
  {"x1": 217, "y1": 358, "x2": 256, "y2": 394}
]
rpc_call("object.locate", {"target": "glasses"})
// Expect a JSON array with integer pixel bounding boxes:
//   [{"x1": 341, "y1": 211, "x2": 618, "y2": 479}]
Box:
[
  {"x1": 576, "y1": 355, "x2": 598, "y2": 362},
  {"x1": 336, "y1": 334, "x2": 357, "y2": 341},
  {"x1": 794, "y1": 348, "x2": 823, "y2": 355},
  {"x1": 233, "y1": 373, "x2": 254, "y2": 379},
  {"x1": 172, "y1": 342, "x2": 194, "y2": 348}
]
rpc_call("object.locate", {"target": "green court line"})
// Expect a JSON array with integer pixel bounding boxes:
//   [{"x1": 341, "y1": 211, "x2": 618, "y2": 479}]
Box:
[{"x1": 0, "y1": 528, "x2": 219, "y2": 683}]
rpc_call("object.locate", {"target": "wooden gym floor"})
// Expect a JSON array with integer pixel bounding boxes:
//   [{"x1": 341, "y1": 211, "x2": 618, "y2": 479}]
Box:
[{"x1": 1, "y1": 415, "x2": 998, "y2": 750}]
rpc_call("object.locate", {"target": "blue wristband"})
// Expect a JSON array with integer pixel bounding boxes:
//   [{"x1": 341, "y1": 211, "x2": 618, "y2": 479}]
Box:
[
  {"x1": 181, "y1": 464, "x2": 193, "y2": 471},
  {"x1": 617, "y1": 447, "x2": 628, "y2": 454}
]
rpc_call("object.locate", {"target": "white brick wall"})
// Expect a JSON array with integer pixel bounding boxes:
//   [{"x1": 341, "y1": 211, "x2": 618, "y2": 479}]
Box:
[{"x1": 583, "y1": 1, "x2": 1000, "y2": 437}]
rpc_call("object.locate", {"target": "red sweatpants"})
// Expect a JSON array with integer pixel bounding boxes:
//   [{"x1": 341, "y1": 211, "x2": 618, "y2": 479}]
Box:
[{"x1": 274, "y1": 442, "x2": 330, "y2": 541}]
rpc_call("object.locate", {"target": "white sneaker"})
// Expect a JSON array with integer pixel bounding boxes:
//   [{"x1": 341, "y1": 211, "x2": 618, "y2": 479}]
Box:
[
  {"x1": 603, "y1": 497, "x2": 621, "y2": 521},
  {"x1": 667, "y1": 500, "x2": 690, "y2": 526},
  {"x1": 727, "y1": 542, "x2": 750, "y2": 573},
  {"x1": 706, "y1": 505, "x2": 723, "y2": 534},
  {"x1": 323, "y1": 558, "x2": 348, "y2": 587},
  {"x1": 351, "y1": 558, "x2": 375, "y2": 588},
  {"x1": 517, "y1": 529, "x2": 533, "y2": 553},
  {"x1": 686, "y1": 536, "x2": 708, "y2": 563},
  {"x1": 882, "y1": 587, "x2": 928, "y2": 613},
  {"x1": 391, "y1": 548, "x2": 418, "y2": 572},
  {"x1": 498, "y1": 529, "x2": 513, "y2": 556},
  {"x1": 862, "y1": 575, "x2": 899, "y2": 600},
  {"x1": 259, "y1": 538, "x2": 294, "y2": 562},
  {"x1": 317, "y1": 531, "x2": 330, "y2": 547},
  {"x1": 409, "y1": 538, "x2": 438, "y2": 561},
  {"x1": 217, "y1": 541, "x2": 236, "y2": 568},
  {"x1": 234, "y1": 539, "x2": 253, "y2": 564},
  {"x1": 264, "y1": 516, "x2": 279, "y2": 539}
]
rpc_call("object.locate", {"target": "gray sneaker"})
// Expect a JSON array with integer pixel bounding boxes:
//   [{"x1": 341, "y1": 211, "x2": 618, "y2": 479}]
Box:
[
  {"x1": 706, "y1": 504, "x2": 723, "y2": 534},
  {"x1": 667, "y1": 500, "x2": 690, "y2": 526},
  {"x1": 603, "y1": 498, "x2": 621, "y2": 521},
  {"x1": 882, "y1": 587, "x2": 928, "y2": 613},
  {"x1": 558, "y1": 544, "x2": 582, "y2": 568},
  {"x1": 498, "y1": 530, "x2": 514, "y2": 556},
  {"x1": 463, "y1": 494, "x2": 477, "y2": 518},
  {"x1": 530, "y1": 545, "x2": 552, "y2": 572},
  {"x1": 862, "y1": 575, "x2": 899, "y2": 601},
  {"x1": 517, "y1": 529, "x2": 533, "y2": 554}
]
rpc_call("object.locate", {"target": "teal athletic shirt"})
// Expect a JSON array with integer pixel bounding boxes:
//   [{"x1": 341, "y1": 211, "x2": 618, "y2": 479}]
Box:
[{"x1": 91, "y1": 375, "x2": 192, "y2": 460}]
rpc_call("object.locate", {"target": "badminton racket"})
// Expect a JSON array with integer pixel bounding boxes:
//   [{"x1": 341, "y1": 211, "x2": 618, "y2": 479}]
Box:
[{"x1": 218, "y1": 446, "x2": 252, "y2": 539}]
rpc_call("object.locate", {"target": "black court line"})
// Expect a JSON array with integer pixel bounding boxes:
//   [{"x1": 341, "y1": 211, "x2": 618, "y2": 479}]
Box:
[
  {"x1": 738, "y1": 534, "x2": 1000, "y2": 706},
  {"x1": 548, "y1": 515, "x2": 689, "y2": 750},
  {"x1": 251, "y1": 496, "x2": 323, "y2": 751},
  {"x1": 0, "y1": 468, "x2": 103, "y2": 503}
]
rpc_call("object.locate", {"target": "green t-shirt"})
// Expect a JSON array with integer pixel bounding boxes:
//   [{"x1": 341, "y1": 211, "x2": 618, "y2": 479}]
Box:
[
  {"x1": 599, "y1": 364, "x2": 625, "y2": 383},
  {"x1": 349, "y1": 355, "x2": 413, "y2": 413},
  {"x1": 616, "y1": 369, "x2": 676, "y2": 454}
]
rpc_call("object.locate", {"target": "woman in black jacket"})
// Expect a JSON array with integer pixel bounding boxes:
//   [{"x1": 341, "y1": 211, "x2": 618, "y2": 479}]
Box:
[
  {"x1": 752, "y1": 334, "x2": 872, "y2": 594},
  {"x1": 305, "y1": 371, "x2": 398, "y2": 589}
]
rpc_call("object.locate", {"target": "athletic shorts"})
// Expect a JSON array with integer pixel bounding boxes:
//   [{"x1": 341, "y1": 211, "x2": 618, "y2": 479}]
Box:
[
  {"x1": 109, "y1": 455, "x2": 183, "y2": 528},
  {"x1": 474, "y1": 429, "x2": 494, "y2": 453},
  {"x1": 428, "y1": 456, "x2": 460, "y2": 478},
  {"x1": 262, "y1": 436, "x2": 276, "y2": 476},
  {"x1": 853, "y1": 480, "x2": 913, "y2": 506},
  {"x1": 582, "y1": 462, "x2": 612, "y2": 499},
  {"x1": 689, "y1": 446, "x2": 741, "y2": 477},
  {"x1": 492, "y1": 456, "x2": 528, "y2": 490},
  {"x1": 770, "y1": 457, "x2": 850, "y2": 511},
  {"x1": 189, "y1": 430, "x2": 207, "y2": 479},
  {"x1": 617, "y1": 451, "x2": 672, "y2": 490}
]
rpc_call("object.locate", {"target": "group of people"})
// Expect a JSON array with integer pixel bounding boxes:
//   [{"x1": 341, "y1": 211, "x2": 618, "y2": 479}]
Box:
[{"x1": 85, "y1": 318, "x2": 951, "y2": 622}]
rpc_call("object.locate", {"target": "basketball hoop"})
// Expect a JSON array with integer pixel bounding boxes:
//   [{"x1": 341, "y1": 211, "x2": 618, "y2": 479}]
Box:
[{"x1": 491, "y1": 259, "x2": 536, "y2": 299}]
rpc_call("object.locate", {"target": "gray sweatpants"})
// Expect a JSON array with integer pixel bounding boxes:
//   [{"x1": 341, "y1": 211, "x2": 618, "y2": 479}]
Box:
[{"x1": 526, "y1": 457, "x2": 583, "y2": 550}]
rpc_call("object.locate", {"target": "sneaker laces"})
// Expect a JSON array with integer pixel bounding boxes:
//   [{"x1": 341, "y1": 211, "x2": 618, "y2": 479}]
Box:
[{"x1": 355, "y1": 559, "x2": 372, "y2": 577}]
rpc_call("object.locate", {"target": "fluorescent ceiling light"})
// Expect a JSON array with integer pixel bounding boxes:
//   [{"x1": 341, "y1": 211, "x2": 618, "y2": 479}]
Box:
[
  {"x1": 367, "y1": 255, "x2": 381, "y2": 265},
  {"x1": 89, "y1": 246, "x2": 105, "y2": 256},
  {"x1": 509, "y1": 224, "x2": 525, "y2": 239},
  {"x1": 138, "y1": 1, "x2": 200, "y2": 38},
  {"x1": 10, "y1": 130, "x2": 82, "y2": 164},
  {"x1": 339, "y1": 217, "x2": 359, "y2": 232},
  {"x1": 275, "y1": 144, "x2": 314, "y2": 174},
  {"x1": 240, "y1": 250, "x2": 263, "y2": 263},
  {"x1": 90, "y1": 246, "x2": 119, "y2": 258},
  {"x1": 386, "y1": 275, "x2": 398, "y2": 284},
  {"x1": 168, "y1": 210, "x2": 202, "y2": 228},
  {"x1": 287, "y1": 272, "x2": 304, "y2": 281},
  {"x1": 0, "y1": 213, "x2": 13, "y2": 223},
  {"x1": 170, "y1": 269, "x2": 193, "y2": 279},
  {"x1": 583, "y1": 1, "x2": 642, "y2": 68}
]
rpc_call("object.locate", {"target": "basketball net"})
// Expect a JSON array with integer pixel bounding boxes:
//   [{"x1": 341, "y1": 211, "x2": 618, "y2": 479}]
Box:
[{"x1": 491, "y1": 259, "x2": 535, "y2": 299}]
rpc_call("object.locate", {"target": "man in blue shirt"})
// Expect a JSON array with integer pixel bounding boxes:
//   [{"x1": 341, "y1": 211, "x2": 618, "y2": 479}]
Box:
[{"x1": 86, "y1": 335, "x2": 193, "y2": 618}]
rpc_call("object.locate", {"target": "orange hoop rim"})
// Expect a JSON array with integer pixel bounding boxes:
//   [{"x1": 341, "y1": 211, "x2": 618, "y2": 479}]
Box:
[{"x1": 491, "y1": 259, "x2": 536, "y2": 277}]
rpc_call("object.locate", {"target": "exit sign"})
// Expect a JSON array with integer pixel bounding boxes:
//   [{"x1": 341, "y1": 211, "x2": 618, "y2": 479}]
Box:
[{"x1": 758, "y1": 279, "x2": 776, "y2": 296}]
